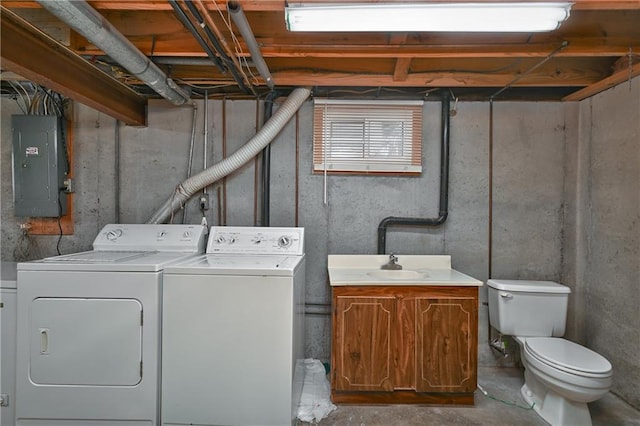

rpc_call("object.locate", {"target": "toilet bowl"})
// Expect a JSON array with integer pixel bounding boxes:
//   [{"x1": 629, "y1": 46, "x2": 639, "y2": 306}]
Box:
[
  {"x1": 515, "y1": 336, "x2": 612, "y2": 426},
  {"x1": 487, "y1": 279, "x2": 613, "y2": 426}
]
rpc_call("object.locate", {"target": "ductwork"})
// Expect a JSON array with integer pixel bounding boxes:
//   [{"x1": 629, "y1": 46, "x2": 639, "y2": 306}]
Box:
[
  {"x1": 147, "y1": 87, "x2": 311, "y2": 224},
  {"x1": 37, "y1": 0, "x2": 191, "y2": 106}
]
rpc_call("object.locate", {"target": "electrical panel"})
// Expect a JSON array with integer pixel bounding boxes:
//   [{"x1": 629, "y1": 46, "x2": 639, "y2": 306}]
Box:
[{"x1": 12, "y1": 115, "x2": 68, "y2": 217}]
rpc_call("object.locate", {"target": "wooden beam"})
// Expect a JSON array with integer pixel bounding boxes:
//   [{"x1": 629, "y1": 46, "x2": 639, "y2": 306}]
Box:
[
  {"x1": 393, "y1": 58, "x2": 412, "y2": 82},
  {"x1": 0, "y1": 0, "x2": 286, "y2": 11},
  {"x1": 74, "y1": 41, "x2": 640, "y2": 60},
  {"x1": 563, "y1": 62, "x2": 640, "y2": 101},
  {"x1": 272, "y1": 68, "x2": 604, "y2": 87},
  {"x1": 1, "y1": 6, "x2": 147, "y2": 126},
  {"x1": 5, "y1": 0, "x2": 638, "y2": 11},
  {"x1": 258, "y1": 42, "x2": 640, "y2": 59}
]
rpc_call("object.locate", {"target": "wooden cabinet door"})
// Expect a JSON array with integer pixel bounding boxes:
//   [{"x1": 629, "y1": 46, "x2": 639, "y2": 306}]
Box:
[
  {"x1": 415, "y1": 296, "x2": 478, "y2": 393},
  {"x1": 333, "y1": 295, "x2": 395, "y2": 392}
]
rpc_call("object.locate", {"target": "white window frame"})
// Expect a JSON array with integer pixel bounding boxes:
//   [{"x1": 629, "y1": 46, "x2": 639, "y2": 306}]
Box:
[{"x1": 313, "y1": 99, "x2": 423, "y2": 174}]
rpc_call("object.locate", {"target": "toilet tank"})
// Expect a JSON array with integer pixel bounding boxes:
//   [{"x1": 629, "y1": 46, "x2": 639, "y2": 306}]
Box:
[{"x1": 487, "y1": 279, "x2": 571, "y2": 337}]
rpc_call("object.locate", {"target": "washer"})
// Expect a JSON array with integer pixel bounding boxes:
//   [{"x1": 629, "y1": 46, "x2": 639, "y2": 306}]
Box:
[
  {"x1": 1, "y1": 262, "x2": 17, "y2": 426},
  {"x1": 162, "y1": 226, "x2": 306, "y2": 426},
  {"x1": 15, "y1": 224, "x2": 207, "y2": 426}
]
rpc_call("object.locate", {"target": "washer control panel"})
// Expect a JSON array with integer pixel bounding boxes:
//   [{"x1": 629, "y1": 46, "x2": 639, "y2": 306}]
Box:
[
  {"x1": 93, "y1": 224, "x2": 207, "y2": 252},
  {"x1": 207, "y1": 226, "x2": 304, "y2": 255}
]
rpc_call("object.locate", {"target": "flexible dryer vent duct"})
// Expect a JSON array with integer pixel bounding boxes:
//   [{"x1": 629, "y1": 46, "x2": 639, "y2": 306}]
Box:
[
  {"x1": 37, "y1": 0, "x2": 191, "y2": 106},
  {"x1": 147, "y1": 87, "x2": 312, "y2": 224}
]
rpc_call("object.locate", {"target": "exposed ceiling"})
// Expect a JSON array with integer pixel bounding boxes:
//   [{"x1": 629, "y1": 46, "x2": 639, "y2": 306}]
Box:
[{"x1": 2, "y1": 0, "x2": 639, "y2": 125}]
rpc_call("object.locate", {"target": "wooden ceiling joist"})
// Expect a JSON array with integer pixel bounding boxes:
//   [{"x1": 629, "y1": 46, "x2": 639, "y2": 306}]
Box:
[
  {"x1": 0, "y1": 6, "x2": 147, "y2": 126},
  {"x1": 563, "y1": 62, "x2": 640, "y2": 101}
]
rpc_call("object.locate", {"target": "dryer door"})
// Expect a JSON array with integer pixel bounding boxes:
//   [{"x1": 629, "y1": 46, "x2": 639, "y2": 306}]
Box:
[{"x1": 29, "y1": 298, "x2": 142, "y2": 386}]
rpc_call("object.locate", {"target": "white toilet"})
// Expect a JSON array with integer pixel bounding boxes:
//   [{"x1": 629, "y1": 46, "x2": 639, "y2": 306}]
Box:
[{"x1": 487, "y1": 279, "x2": 613, "y2": 426}]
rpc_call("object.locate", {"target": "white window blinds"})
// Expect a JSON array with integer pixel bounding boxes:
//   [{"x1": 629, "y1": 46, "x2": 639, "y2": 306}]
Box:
[{"x1": 313, "y1": 99, "x2": 423, "y2": 174}]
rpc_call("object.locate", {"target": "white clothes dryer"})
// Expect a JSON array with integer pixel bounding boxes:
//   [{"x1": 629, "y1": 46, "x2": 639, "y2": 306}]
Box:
[
  {"x1": 15, "y1": 224, "x2": 207, "y2": 426},
  {"x1": 161, "y1": 226, "x2": 306, "y2": 426},
  {"x1": 1, "y1": 262, "x2": 17, "y2": 426}
]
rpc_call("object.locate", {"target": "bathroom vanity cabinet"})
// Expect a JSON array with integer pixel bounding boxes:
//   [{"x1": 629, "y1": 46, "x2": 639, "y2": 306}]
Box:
[
  {"x1": 331, "y1": 285, "x2": 478, "y2": 404},
  {"x1": 328, "y1": 255, "x2": 482, "y2": 405}
]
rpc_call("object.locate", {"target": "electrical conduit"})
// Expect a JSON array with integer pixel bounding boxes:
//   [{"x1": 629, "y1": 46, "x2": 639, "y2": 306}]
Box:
[{"x1": 147, "y1": 87, "x2": 311, "y2": 224}]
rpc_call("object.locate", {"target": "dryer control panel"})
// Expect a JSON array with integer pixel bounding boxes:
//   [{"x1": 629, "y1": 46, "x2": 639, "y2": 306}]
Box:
[
  {"x1": 207, "y1": 226, "x2": 304, "y2": 255},
  {"x1": 93, "y1": 224, "x2": 207, "y2": 252}
]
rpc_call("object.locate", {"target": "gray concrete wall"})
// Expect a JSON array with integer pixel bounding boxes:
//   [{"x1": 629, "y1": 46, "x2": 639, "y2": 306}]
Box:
[
  {"x1": 2, "y1": 80, "x2": 638, "y2": 409},
  {"x1": 571, "y1": 79, "x2": 639, "y2": 407}
]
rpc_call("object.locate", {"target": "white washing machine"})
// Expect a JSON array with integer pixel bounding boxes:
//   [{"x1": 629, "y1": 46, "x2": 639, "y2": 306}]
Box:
[
  {"x1": 15, "y1": 224, "x2": 207, "y2": 426},
  {"x1": 162, "y1": 226, "x2": 306, "y2": 426},
  {"x1": 1, "y1": 262, "x2": 17, "y2": 426}
]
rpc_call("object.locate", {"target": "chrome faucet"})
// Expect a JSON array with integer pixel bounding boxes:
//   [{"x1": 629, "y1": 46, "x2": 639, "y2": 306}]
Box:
[{"x1": 381, "y1": 253, "x2": 402, "y2": 270}]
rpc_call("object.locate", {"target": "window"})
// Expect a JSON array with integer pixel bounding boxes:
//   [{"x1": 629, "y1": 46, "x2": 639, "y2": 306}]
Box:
[{"x1": 313, "y1": 99, "x2": 423, "y2": 174}]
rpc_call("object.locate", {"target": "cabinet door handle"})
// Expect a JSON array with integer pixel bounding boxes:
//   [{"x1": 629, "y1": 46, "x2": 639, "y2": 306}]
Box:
[
  {"x1": 40, "y1": 328, "x2": 50, "y2": 354},
  {"x1": 499, "y1": 292, "x2": 513, "y2": 299}
]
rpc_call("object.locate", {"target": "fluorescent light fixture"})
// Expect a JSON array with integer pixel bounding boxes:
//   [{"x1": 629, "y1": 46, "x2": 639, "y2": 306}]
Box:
[{"x1": 285, "y1": 2, "x2": 573, "y2": 32}]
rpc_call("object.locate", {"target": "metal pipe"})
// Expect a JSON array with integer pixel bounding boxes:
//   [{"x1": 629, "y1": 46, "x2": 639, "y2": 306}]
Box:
[
  {"x1": 377, "y1": 92, "x2": 451, "y2": 254},
  {"x1": 115, "y1": 120, "x2": 121, "y2": 223},
  {"x1": 37, "y1": 0, "x2": 191, "y2": 106},
  {"x1": 182, "y1": 102, "x2": 198, "y2": 223},
  {"x1": 181, "y1": 0, "x2": 253, "y2": 95},
  {"x1": 228, "y1": 1, "x2": 275, "y2": 89},
  {"x1": 168, "y1": 0, "x2": 227, "y2": 74},
  {"x1": 261, "y1": 91, "x2": 277, "y2": 226},
  {"x1": 490, "y1": 41, "x2": 569, "y2": 101},
  {"x1": 202, "y1": 90, "x2": 209, "y2": 207},
  {"x1": 147, "y1": 87, "x2": 311, "y2": 224},
  {"x1": 192, "y1": 0, "x2": 255, "y2": 92}
]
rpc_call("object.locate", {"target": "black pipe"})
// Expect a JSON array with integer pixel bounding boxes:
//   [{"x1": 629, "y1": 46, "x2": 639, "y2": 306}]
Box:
[
  {"x1": 377, "y1": 92, "x2": 451, "y2": 254},
  {"x1": 168, "y1": 0, "x2": 227, "y2": 73},
  {"x1": 182, "y1": 1, "x2": 252, "y2": 95},
  {"x1": 261, "y1": 91, "x2": 276, "y2": 226}
]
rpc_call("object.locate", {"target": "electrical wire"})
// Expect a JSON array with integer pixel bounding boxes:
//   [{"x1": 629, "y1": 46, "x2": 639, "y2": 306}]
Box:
[
  {"x1": 56, "y1": 189, "x2": 64, "y2": 255},
  {"x1": 477, "y1": 384, "x2": 535, "y2": 411},
  {"x1": 209, "y1": 0, "x2": 260, "y2": 86},
  {"x1": 13, "y1": 227, "x2": 32, "y2": 261}
]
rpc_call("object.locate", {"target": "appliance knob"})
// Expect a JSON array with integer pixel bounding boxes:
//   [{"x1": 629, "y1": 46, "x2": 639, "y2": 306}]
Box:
[
  {"x1": 106, "y1": 229, "x2": 123, "y2": 241},
  {"x1": 215, "y1": 236, "x2": 226, "y2": 244},
  {"x1": 278, "y1": 236, "x2": 292, "y2": 248},
  {"x1": 183, "y1": 231, "x2": 191, "y2": 238}
]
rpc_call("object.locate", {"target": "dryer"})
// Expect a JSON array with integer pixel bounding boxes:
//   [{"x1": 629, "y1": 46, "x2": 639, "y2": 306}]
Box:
[
  {"x1": 1, "y1": 262, "x2": 17, "y2": 426},
  {"x1": 161, "y1": 226, "x2": 306, "y2": 426},
  {"x1": 15, "y1": 224, "x2": 207, "y2": 426}
]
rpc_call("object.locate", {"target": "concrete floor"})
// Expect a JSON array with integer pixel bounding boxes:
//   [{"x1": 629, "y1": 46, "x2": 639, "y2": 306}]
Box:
[{"x1": 300, "y1": 367, "x2": 640, "y2": 426}]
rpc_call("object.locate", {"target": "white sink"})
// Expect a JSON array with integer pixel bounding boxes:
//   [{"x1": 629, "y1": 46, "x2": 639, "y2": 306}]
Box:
[
  {"x1": 328, "y1": 255, "x2": 484, "y2": 286},
  {"x1": 367, "y1": 270, "x2": 427, "y2": 280}
]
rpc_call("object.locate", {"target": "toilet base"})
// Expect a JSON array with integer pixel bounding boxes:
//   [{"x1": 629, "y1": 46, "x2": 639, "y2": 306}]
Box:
[{"x1": 521, "y1": 378, "x2": 593, "y2": 426}]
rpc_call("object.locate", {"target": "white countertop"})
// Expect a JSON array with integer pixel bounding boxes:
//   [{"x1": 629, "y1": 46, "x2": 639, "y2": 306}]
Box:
[{"x1": 328, "y1": 255, "x2": 483, "y2": 286}]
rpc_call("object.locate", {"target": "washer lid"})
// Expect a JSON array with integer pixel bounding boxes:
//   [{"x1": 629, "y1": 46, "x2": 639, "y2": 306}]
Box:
[
  {"x1": 487, "y1": 279, "x2": 570, "y2": 293},
  {"x1": 525, "y1": 337, "x2": 612, "y2": 376}
]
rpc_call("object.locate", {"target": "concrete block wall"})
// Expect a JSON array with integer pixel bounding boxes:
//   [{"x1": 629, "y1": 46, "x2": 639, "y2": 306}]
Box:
[{"x1": 1, "y1": 78, "x2": 638, "y2": 408}]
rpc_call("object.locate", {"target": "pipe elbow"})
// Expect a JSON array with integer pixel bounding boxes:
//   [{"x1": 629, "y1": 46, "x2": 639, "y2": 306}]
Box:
[{"x1": 378, "y1": 216, "x2": 397, "y2": 230}]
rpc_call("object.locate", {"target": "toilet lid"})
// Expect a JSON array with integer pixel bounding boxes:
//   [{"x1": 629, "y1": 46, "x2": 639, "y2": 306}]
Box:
[{"x1": 525, "y1": 337, "x2": 612, "y2": 377}]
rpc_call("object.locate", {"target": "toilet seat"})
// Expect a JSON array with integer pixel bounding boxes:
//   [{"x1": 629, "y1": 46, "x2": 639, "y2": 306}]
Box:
[{"x1": 524, "y1": 337, "x2": 612, "y2": 378}]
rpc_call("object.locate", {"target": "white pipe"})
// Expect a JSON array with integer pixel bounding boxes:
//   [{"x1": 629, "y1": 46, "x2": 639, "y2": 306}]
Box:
[
  {"x1": 37, "y1": 0, "x2": 191, "y2": 105},
  {"x1": 228, "y1": 1, "x2": 275, "y2": 90},
  {"x1": 147, "y1": 87, "x2": 311, "y2": 224}
]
